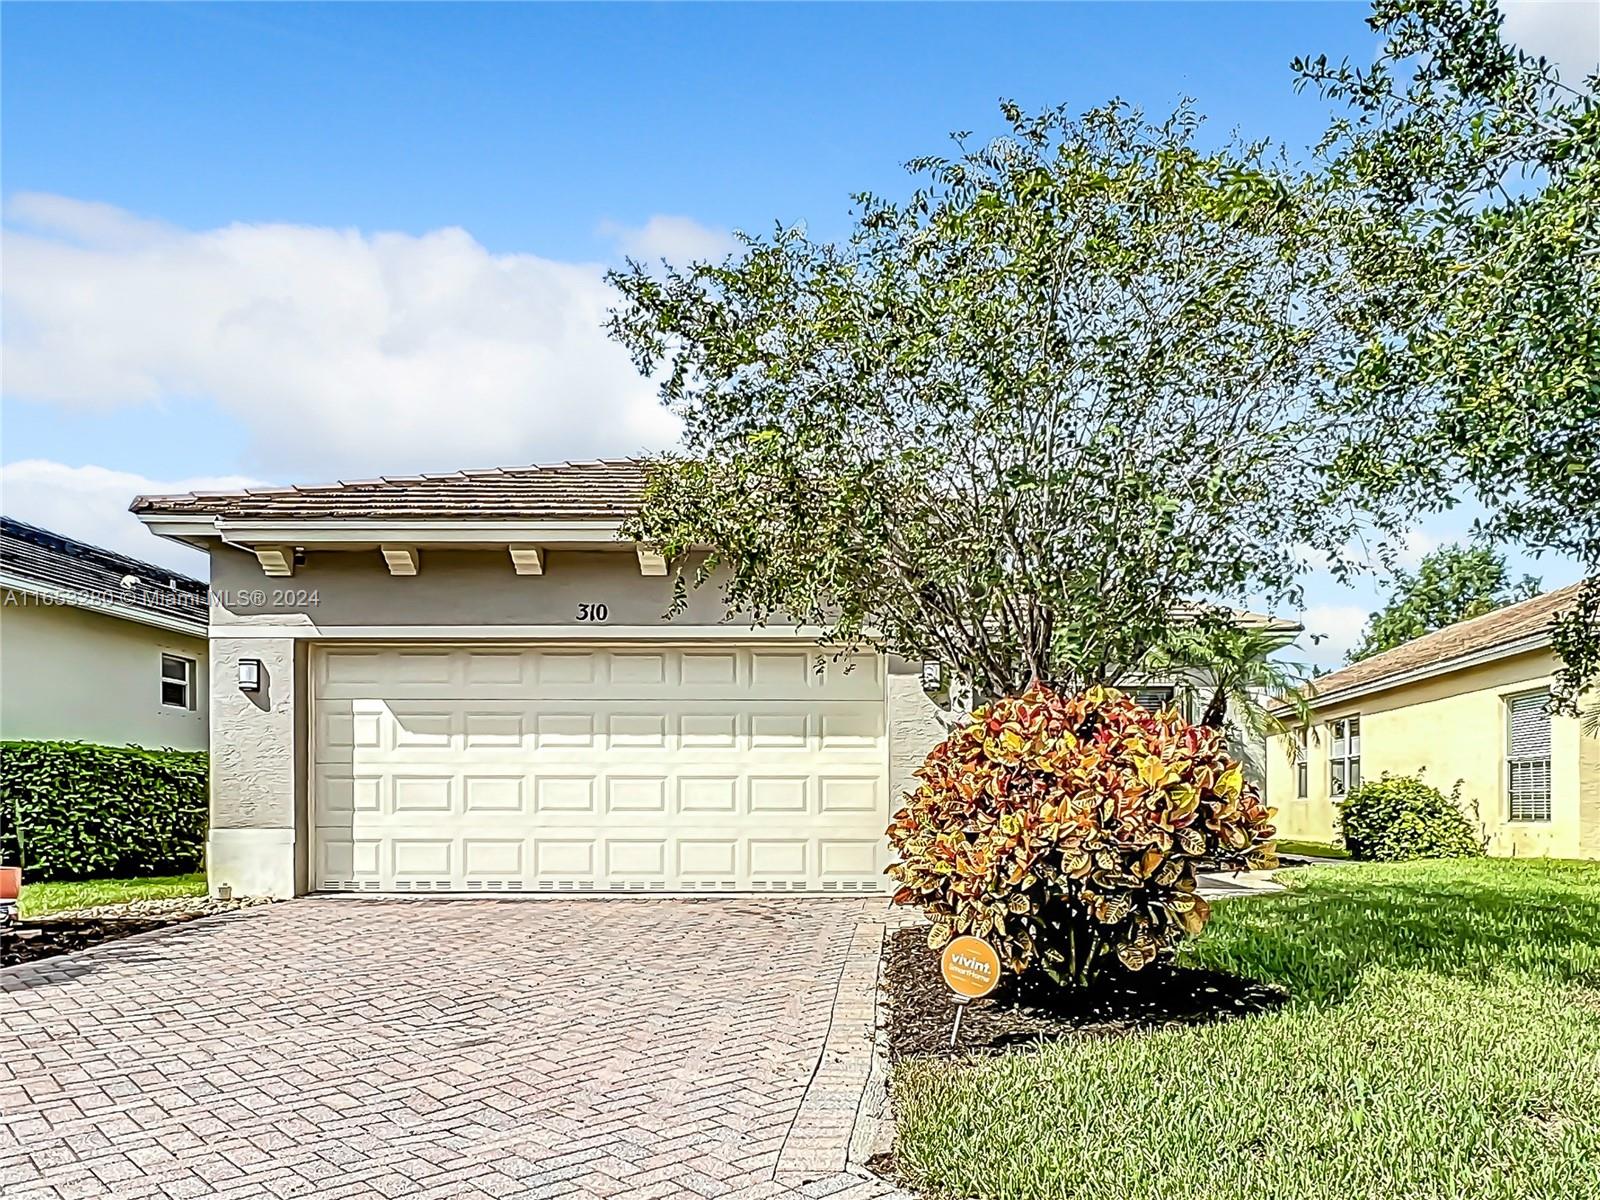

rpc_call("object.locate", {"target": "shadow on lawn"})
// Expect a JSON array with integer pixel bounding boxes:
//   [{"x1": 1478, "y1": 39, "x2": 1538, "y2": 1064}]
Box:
[
  {"x1": 884, "y1": 925, "x2": 1288, "y2": 1060},
  {"x1": 1185, "y1": 866, "x2": 1600, "y2": 1006}
]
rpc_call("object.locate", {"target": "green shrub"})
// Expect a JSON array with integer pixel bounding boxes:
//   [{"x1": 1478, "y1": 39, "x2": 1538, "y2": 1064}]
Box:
[
  {"x1": 1337, "y1": 773, "x2": 1484, "y2": 862},
  {"x1": 886, "y1": 684, "x2": 1277, "y2": 988},
  {"x1": 1, "y1": 741, "x2": 207, "y2": 882}
]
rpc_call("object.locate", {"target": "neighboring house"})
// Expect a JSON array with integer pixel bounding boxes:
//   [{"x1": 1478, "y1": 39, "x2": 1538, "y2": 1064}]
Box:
[
  {"x1": 0, "y1": 517, "x2": 209, "y2": 751},
  {"x1": 131, "y1": 459, "x2": 1293, "y2": 899},
  {"x1": 1267, "y1": 582, "x2": 1599, "y2": 860}
]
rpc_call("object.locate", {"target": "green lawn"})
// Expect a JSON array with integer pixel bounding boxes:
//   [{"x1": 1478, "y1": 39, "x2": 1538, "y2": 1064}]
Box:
[
  {"x1": 18, "y1": 872, "x2": 207, "y2": 918},
  {"x1": 1274, "y1": 838, "x2": 1350, "y2": 859},
  {"x1": 892, "y1": 859, "x2": 1600, "y2": 1200}
]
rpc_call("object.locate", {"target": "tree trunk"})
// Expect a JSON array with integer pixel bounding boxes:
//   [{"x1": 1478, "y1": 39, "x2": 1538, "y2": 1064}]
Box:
[{"x1": 1202, "y1": 687, "x2": 1228, "y2": 730}]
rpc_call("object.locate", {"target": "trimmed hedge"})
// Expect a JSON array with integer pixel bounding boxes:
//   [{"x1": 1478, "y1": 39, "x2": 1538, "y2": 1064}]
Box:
[
  {"x1": 1337, "y1": 772, "x2": 1484, "y2": 863},
  {"x1": 1, "y1": 741, "x2": 207, "y2": 883}
]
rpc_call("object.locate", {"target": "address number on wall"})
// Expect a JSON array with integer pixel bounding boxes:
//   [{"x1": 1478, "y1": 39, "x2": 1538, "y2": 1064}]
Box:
[{"x1": 576, "y1": 602, "x2": 609, "y2": 622}]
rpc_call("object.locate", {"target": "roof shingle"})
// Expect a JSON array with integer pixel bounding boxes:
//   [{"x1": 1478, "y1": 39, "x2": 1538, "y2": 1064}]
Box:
[
  {"x1": 1, "y1": 517, "x2": 207, "y2": 634},
  {"x1": 130, "y1": 459, "x2": 648, "y2": 521},
  {"x1": 1304, "y1": 581, "x2": 1586, "y2": 706}
]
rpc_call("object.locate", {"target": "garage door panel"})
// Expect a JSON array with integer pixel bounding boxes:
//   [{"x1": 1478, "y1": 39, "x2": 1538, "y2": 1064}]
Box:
[
  {"x1": 463, "y1": 775, "x2": 526, "y2": 813},
  {"x1": 312, "y1": 644, "x2": 889, "y2": 892},
  {"x1": 316, "y1": 647, "x2": 883, "y2": 701}
]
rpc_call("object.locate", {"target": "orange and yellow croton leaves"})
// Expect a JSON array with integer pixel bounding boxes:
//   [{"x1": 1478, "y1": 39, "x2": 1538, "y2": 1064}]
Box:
[{"x1": 886, "y1": 684, "x2": 1276, "y2": 986}]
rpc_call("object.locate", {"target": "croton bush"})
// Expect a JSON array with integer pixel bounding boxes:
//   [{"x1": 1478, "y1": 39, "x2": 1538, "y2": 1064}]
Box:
[{"x1": 887, "y1": 684, "x2": 1276, "y2": 988}]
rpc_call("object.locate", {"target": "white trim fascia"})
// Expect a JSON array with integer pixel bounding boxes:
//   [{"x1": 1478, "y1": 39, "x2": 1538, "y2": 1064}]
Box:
[
  {"x1": 0, "y1": 571, "x2": 207, "y2": 639},
  {"x1": 134, "y1": 513, "x2": 630, "y2": 548},
  {"x1": 218, "y1": 519, "x2": 625, "y2": 544},
  {"x1": 1278, "y1": 631, "x2": 1553, "y2": 717},
  {"x1": 207, "y1": 623, "x2": 848, "y2": 642}
]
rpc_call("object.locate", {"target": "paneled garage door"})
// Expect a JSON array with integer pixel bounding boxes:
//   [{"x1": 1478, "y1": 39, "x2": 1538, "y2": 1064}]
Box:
[{"x1": 311, "y1": 644, "x2": 890, "y2": 894}]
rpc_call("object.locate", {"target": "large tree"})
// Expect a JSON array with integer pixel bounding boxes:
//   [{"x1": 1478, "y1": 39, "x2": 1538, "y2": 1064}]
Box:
[
  {"x1": 1348, "y1": 543, "x2": 1542, "y2": 661},
  {"x1": 1297, "y1": 0, "x2": 1598, "y2": 705},
  {"x1": 607, "y1": 103, "x2": 1383, "y2": 698}
]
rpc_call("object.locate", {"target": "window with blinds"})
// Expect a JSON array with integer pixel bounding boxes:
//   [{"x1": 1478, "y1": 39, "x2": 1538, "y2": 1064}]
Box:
[
  {"x1": 1506, "y1": 690, "x2": 1552, "y2": 822},
  {"x1": 1129, "y1": 686, "x2": 1175, "y2": 713}
]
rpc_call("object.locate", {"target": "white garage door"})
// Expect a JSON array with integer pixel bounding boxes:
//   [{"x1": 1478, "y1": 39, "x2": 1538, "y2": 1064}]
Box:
[{"x1": 311, "y1": 644, "x2": 890, "y2": 894}]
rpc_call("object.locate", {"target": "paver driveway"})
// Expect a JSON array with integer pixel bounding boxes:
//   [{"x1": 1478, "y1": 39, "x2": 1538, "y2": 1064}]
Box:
[{"x1": 1, "y1": 898, "x2": 906, "y2": 1200}]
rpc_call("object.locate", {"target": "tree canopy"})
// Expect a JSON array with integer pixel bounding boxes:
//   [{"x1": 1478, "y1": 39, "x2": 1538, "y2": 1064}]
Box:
[
  {"x1": 606, "y1": 0, "x2": 1597, "y2": 709},
  {"x1": 1349, "y1": 543, "x2": 1542, "y2": 661},
  {"x1": 608, "y1": 103, "x2": 1382, "y2": 698},
  {"x1": 1297, "y1": 0, "x2": 1598, "y2": 704}
]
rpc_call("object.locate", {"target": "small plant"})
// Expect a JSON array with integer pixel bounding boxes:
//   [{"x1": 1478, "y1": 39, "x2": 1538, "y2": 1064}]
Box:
[
  {"x1": 886, "y1": 684, "x2": 1276, "y2": 988},
  {"x1": 1337, "y1": 773, "x2": 1484, "y2": 862}
]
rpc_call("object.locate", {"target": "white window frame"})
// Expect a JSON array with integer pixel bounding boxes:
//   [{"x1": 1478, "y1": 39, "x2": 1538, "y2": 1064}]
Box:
[
  {"x1": 1329, "y1": 715, "x2": 1361, "y2": 798},
  {"x1": 1505, "y1": 689, "x2": 1552, "y2": 823},
  {"x1": 161, "y1": 653, "x2": 196, "y2": 711},
  {"x1": 1294, "y1": 728, "x2": 1309, "y2": 799}
]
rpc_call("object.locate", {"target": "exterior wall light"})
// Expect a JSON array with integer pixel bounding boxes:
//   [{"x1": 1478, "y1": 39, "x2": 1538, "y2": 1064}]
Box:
[{"x1": 239, "y1": 658, "x2": 262, "y2": 692}]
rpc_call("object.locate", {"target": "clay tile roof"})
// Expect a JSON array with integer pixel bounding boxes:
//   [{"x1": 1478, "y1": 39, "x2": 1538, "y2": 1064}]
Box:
[
  {"x1": 130, "y1": 459, "x2": 649, "y2": 521},
  {"x1": 1301, "y1": 580, "x2": 1587, "y2": 708},
  {"x1": 0, "y1": 516, "x2": 207, "y2": 634}
]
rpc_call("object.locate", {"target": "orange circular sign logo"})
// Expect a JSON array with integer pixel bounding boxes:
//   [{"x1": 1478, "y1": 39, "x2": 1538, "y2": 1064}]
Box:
[{"x1": 939, "y1": 935, "x2": 1001, "y2": 999}]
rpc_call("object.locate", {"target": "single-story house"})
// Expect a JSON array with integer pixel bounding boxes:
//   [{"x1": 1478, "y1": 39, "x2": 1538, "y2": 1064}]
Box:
[
  {"x1": 131, "y1": 459, "x2": 1293, "y2": 899},
  {"x1": 0, "y1": 517, "x2": 209, "y2": 751},
  {"x1": 1267, "y1": 582, "x2": 1599, "y2": 859}
]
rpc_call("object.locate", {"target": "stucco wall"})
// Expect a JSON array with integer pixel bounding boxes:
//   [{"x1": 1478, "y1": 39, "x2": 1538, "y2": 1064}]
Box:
[
  {"x1": 1580, "y1": 711, "x2": 1600, "y2": 859},
  {"x1": 887, "y1": 658, "x2": 946, "y2": 806},
  {"x1": 1266, "y1": 650, "x2": 1592, "y2": 858},
  {"x1": 207, "y1": 635, "x2": 306, "y2": 898},
  {"x1": 0, "y1": 598, "x2": 207, "y2": 750},
  {"x1": 209, "y1": 546, "x2": 777, "y2": 631}
]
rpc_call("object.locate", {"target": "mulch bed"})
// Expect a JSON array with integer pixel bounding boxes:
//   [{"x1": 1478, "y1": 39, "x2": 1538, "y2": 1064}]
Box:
[
  {"x1": 1, "y1": 897, "x2": 271, "y2": 969},
  {"x1": 883, "y1": 924, "x2": 1287, "y2": 1061}
]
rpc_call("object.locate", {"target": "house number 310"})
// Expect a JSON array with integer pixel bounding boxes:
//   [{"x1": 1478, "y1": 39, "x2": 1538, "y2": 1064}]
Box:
[{"x1": 576, "y1": 602, "x2": 609, "y2": 622}]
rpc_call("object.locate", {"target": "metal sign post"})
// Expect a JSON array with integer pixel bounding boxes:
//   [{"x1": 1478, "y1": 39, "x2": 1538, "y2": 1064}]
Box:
[{"x1": 948, "y1": 996, "x2": 970, "y2": 1047}]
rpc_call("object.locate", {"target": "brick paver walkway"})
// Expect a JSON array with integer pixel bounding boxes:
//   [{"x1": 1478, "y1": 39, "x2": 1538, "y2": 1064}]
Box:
[{"x1": 1, "y1": 898, "x2": 907, "y2": 1200}]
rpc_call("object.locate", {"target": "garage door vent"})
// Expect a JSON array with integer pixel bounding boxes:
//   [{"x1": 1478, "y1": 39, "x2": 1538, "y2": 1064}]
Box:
[
  {"x1": 465, "y1": 880, "x2": 525, "y2": 892},
  {"x1": 821, "y1": 880, "x2": 880, "y2": 893},
  {"x1": 537, "y1": 880, "x2": 597, "y2": 892},
  {"x1": 753, "y1": 881, "x2": 808, "y2": 892},
  {"x1": 394, "y1": 880, "x2": 453, "y2": 892},
  {"x1": 612, "y1": 880, "x2": 668, "y2": 891},
  {"x1": 320, "y1": 880, "x2": 382, "y2": 892},
  {"x1": 680, "y1": 880, "x2": 738, "y2": 891}
]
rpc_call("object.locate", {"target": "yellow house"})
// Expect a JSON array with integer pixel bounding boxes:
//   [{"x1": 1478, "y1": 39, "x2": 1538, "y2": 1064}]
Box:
[{"x1": 1267, "y1": 582, "x2": 1599, "y2": 859}]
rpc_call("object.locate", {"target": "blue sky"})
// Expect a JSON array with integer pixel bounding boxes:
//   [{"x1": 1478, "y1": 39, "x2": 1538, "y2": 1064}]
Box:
[{"x1": 2, "y1": 2, "x2": 1592, "y2": 664}]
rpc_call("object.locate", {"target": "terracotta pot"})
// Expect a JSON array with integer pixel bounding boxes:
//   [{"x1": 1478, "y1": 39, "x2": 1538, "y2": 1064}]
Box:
[{"x1": 0, "y1": 866, "x2": 20, "y2": 902}]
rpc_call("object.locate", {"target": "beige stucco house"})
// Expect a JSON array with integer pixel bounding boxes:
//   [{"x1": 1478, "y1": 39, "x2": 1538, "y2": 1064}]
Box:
[
  {"x1": 1267, "y1": 582, "x2": 1599, "y2": 859},
  {"x1": 132, "y1": 458, "x2": 1290, "y2": 900},
  {"x1": 132, "y1": 461, "x2": 948, "y2": 899},
  {"x1": 0, "y1": 518, "x2": 209, "y2": 751}
]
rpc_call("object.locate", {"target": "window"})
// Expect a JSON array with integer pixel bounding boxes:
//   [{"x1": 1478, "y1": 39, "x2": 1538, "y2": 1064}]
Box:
[
  {"x1": 1129, "y1": 686, "x2": 1175, "y2": 713},
  {"x1": 1506, "y1": 690, "x2": 1552, "y2": 822},
  {"x1": 1329, "y1": 716, "x2": 1361, "y2": 797},
  {"x1": 1295, "y1": 729, "x2": 1309, "y2": 799},
  {"x1": 161, "y1": 654, "x2": 195, "y2": 710}
]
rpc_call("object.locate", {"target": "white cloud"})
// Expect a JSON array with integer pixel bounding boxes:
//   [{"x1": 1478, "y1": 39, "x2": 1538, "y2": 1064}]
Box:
[
  {"x1": 0, "y1": 460, "x2": 259, "y2": 576},
  {"x1": 1299, "y1": 603, "x2": 1372, "y2": 665},
  {"x1": 1500, "y1": 1, "x2": 1600, "y2": 85},
  {"x1": 597, "y1": 214, "x2": 737, "y2": 263},
  {"x1": 1395, "y1": 526, "x2": 1441, "y2": 569},
  {"x1": 2, "y1": 194, "x2": 682, "y2": 478}
]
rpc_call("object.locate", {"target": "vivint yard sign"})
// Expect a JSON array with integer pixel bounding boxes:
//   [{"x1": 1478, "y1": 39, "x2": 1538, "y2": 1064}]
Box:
[{"x1": 939, "y1": 935, "x2": 1000, "y2": 1045}]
